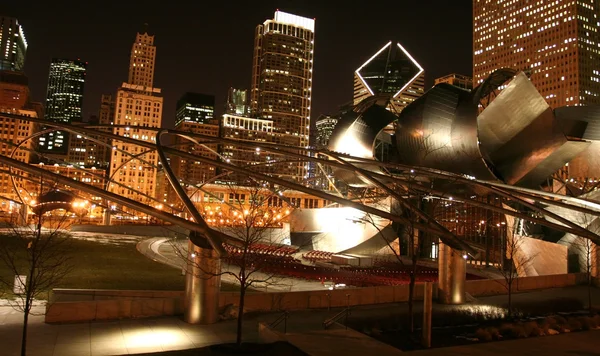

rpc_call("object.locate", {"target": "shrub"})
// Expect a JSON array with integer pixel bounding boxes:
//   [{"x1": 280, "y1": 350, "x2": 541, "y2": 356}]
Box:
[
  {"x1": 523, "y1": 321, "x2": 542, "y2": 337},
  {"x1": 577, "y1": 316, "x2": 596, "y2": 330},
  {"x1": 487, "y1": 327, "x2": 501, "y2": 340},
  {"x1": 567, "y1": 318, "x2": 582, "y2": 332},
  {"x1": 500, "y1": 323, "x2": 527, "y2": 338},
  {"x1": 475, "y1": 328, "x2": 492, "y2": 342}
]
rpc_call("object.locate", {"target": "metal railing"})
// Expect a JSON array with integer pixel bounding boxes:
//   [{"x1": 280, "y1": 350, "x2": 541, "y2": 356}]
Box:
[
  {"x1": 269, "y1": 310, "x2": 290, "y2": 333},
  {"x1": 323, "y1": 307, "x2": 351, "y2": 329}
]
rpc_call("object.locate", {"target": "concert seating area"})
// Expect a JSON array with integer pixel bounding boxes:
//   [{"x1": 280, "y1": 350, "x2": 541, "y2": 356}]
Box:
[
  {"x1": 302, "y1": 250, "x2": 334, "y2": 262},
  {"x1": 222, "y1": 245, "x2": 481, "y2": 287}
]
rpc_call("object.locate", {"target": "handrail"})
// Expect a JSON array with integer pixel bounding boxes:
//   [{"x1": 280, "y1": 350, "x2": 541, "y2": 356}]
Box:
[
  {"x1": 323, "y1": 307, "x2": 351, "y2": 329},
  {"x1": 269, "y1": 310, "x2": 290, "y2": 333}
]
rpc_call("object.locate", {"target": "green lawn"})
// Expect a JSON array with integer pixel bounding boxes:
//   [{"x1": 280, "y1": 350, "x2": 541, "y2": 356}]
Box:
[{"x1": 0, "y1": 234, "x2": 238, "y2": 297}]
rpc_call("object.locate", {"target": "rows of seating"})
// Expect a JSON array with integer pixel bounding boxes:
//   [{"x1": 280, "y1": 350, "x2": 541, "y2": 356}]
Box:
[
  {"x1": 302, "y1": 250, "x2": 334, "y2": 262},
  {"x1": 221, "y1": 247, "x2": 481, "y2": 285},
  {"x1": 223, "y1": 243, "x2": 298, "y2": 257}
]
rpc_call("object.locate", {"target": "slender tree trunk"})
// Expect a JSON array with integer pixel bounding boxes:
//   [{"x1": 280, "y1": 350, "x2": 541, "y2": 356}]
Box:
[
  {"x1": 236, "y1": 282, "x2": 246, "y2": 346},
  {"x1": 21, "y1": 303, "x2": 29, "y2": 356},
  {"x1": 588, "y1": 271, "x2": 592, "y2": 312},
  {"x1": 507, "y1": 281, "x2": 512, "y2": 318}
]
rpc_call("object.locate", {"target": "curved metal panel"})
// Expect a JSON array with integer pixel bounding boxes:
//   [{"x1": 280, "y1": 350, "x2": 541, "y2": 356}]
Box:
[
  {"x1": 328, "y1": 102, "x2": 398, "y2": 187},
  {"x1": 395, "y1": 83, "x2": 497, "y2": 180}
]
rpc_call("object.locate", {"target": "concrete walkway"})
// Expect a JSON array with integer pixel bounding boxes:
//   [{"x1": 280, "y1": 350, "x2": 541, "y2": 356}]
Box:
[{"x1": 1, "y1": 285, "x2": 599, "y2": 355}]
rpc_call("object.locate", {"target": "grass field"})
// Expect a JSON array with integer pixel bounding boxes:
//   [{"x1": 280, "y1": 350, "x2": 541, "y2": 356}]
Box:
[{"x1": 0, "y1": 232, "x2": 237, "y2": 298}]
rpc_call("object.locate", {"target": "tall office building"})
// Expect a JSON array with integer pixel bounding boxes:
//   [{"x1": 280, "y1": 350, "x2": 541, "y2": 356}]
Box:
[
  {"x1": 0, "y1": 16, "x2": 27, "y2": 72},
  {"x1": 108, "y1": 31, "x2": 163, "y2": 206},
  {"x1": 473, "y1": 0, "x2": 600, "y2": 184},
  {"x1": 225, "y1": 87, "x2": 249, "y2": 116},
  {"x1": 250, "y1": 10, "x2": 315, "y2": 181},
  {"x1": 41, "y1": 58, "x2": 86, "y2": 155},
  {"x1": 473, "y1": 0, "x2": 600, "y2": 108},
  {"x1": 353, "y1": 41, "x2": 425, "y2": 113},
  {"x1": 175, "y1": 92, "x2": 214, "y2": 126}
]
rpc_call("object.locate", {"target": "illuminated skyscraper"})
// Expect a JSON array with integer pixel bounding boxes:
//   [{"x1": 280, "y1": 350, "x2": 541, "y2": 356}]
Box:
[
  {"x1": 225, "y1": 87, "x2": 249, "y2": 116},
  {"x1": 250, "y1": 10, "x2": 315, "y2": 181},
  {"x1": 175, "y1": 92, "x2": 214, "y2": 126},
  {"x1": 353, "y1": 41, "x2": 424, "y2": 113},
  {"x1": 473, "y1": 0, "x2": 600, "y2": 108},
  {"x1": 0, "y1": 16, "x2": 27, "y2": 72},
  {"x1": 108, "y1": 31, "x2": 162, "y2": 206},
  {"x1": 41, "y1": 58, "x2": 86, "y2": 154}
]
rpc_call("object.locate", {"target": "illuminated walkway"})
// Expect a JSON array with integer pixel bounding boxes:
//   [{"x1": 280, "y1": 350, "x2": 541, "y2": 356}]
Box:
[{"x1": 0, "y1": 286, "x2": 599, "y2": 355}]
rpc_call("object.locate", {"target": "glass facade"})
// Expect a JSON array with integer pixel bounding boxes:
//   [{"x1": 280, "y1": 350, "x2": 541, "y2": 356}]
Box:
[
  {"x1": 0, "y1": 16, "x2": 27, "y2": 72},
  {"x1": 354, "y1": 41, "x2": 425, "y2": 113},
  {"x1": 225, "y1": 87, "x2": 249, "y2": 116},
  {"x1": 40, "y1": 58, "x2": 87, "y2": 154},
  {"x1": 175, "y1": 92, "x2": 215, "y2": 126}
]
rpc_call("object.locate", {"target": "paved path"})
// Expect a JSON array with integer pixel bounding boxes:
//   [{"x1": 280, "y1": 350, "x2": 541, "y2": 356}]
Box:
[{"x1": 1, "y1": 285, "x2": 599, "y2": 355}]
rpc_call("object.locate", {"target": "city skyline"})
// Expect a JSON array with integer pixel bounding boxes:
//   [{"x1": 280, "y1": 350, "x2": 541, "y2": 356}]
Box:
[{"x1": 1, "y1": 1, "x2": 472, "y2": 127}]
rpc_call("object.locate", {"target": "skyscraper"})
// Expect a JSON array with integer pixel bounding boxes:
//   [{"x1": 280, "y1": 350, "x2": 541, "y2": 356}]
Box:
[
  {"x1": 0, "y1": 16, "x2": 27, "y2": 72},
  {"x1": 41, "y1": 58, "x2": 86, "y2": 154},
  {"x1": 353, "y1": 41, "x2": 425, "y2": 114},
  {"x1": 175, "y1": 92, "x2": 214, "y2": 126},
  {"x1": 250, "y1": 10, "x2": 315, "y2": 181},
  {"x1": 473, "y1": 0, "x2": 600, "y2": 108},
  {"x1": 225, "y1": 87, "x2": 249, "y2": 116},
  {"x1": 108, "y1": 31, "x2": 163, "y2": 207}
]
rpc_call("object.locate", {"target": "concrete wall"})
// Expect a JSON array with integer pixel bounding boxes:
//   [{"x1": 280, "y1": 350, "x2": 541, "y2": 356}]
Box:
[
  {"x1": 70, "y1": 224, "x2": 188, "y2": 238},
  {"x1": 45, "y1": 273, "x2": 587, "y2": 323}
]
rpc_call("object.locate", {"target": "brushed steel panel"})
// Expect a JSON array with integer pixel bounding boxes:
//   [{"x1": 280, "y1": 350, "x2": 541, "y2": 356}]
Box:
[{"x1": 477, "y1": 72, "x2": 551, "y2": 155}]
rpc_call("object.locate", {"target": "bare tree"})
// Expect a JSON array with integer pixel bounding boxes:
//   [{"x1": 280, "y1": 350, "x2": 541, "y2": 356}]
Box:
[
  {"x1": 0, "y1": 177, "x2": 74, "y2": 356},
  {"x1": 494, "y1": 223, "x2": 536, "y2": 317},
  {"x1": 569, "y1": 212, "x2": 599, "y2": 312},
  {"x1": 173, "y1": 182, "x2": 295, "y2": 346}
]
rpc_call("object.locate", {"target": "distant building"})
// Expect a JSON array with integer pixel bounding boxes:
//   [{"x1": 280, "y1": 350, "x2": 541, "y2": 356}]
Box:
[
  {"x1": 250, "y1": 10, "x2": 315, "y2": 181},
  {"x1": 0, "y1": 70, "x2": 29, "y2": 109},
  {"x1": 353, "y1": 41, "x2": 424, "y2": 114},
  {"x1": 225, "y1": 87, "x2": 249, "y2": 116},
  {"x1": 315, "y1": 115, "x2": 338, "y2": 149},
  {"x1": 170, "y1": 118, "x2": 220, "y2": 205},
  {"x1": 175, "y1": 92, "x2": 215, "y2": 126},
  {"x1": 434, "y1": 74, "x2": 473, "y2": 91},
  {"x1": 41, "y1": 58, "x2": 87, "y2": 155},
  {"x1": 0, "y1": 16, "x2": 27, "y2": 72},
  {"x1": 108, "y1": 30, "x2": 163, "y2": 206}
]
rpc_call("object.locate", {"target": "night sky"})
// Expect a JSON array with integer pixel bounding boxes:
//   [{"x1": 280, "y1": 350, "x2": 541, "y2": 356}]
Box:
[{"x1": 2, "y1": 0, "x2": 472, "y2": 128}]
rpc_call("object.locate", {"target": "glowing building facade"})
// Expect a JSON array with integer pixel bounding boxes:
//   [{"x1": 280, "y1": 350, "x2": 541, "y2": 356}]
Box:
[
  {"x1": 250, "y1": 10, "x2": 315, "y2": 181},
  {"x1": 353, "y1": 41, "x2": 425, "y2": 114},
  {"x1": 0, "y1": 16, "x2": 27, "y2": 72},
  {"x1": 175, "y1": 92, "x2": 214, "y2": 126},
  {"x1": 473, "y1": 0, "x2": 600, "y2": 108},
  {"x1": 41, "y1": 58, "x2": 86, "y2": 155},
  {"x1": 109, "y1": 31, "x2": 162, "y2": 206},
  {"x1": 225, "y1": 87, "x2": 249, "y2": 116}
]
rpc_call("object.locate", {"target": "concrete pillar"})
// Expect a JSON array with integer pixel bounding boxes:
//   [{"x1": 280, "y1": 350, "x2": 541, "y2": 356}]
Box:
[
  {"x1": 184, "y1": 239, "x2": 221, "y2": 324},
  {"x1": 18, "y1": 203, "x2": 28, "y2": 226},
  {"x1": 422, "y1": 282, "x2": 433, "y2": 348},
  {"x1": 102, "y1": 208, "x2": 111, "y2": 226},
  {"x1": 438, "y1": 243, "x2": 466, "y2": 304}
]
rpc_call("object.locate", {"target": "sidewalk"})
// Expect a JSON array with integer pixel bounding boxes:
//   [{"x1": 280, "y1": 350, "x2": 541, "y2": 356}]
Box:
[{"x1": 0, "y1": 285, "x2": 598, "y2": 355}]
